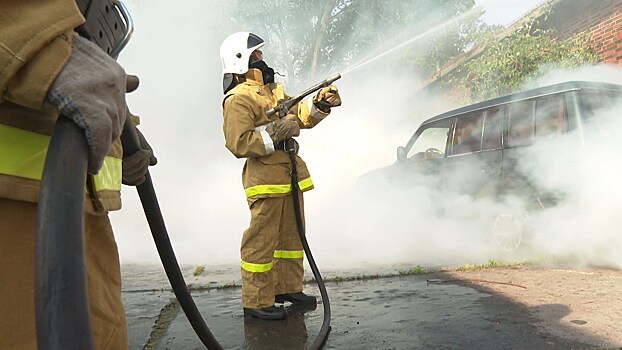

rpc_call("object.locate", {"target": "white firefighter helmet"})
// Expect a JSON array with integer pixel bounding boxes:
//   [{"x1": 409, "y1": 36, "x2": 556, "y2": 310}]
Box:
[{"x1": 220, "y1": 32, "x2": 265, "y2": 75}]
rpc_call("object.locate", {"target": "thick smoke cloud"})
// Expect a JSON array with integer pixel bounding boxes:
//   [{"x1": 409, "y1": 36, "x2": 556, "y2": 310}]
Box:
[
  {"x1": 114, "y1": 0, "x2": 622, "y2": 271},
  {"x1": 519, "y1": 65, "x2": 622, "y2": 268}
]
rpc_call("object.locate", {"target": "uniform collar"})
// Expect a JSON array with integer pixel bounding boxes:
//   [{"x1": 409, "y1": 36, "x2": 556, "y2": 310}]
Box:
[{"x1": 242, "y1": 68, "x2": 265, "y2": 85}]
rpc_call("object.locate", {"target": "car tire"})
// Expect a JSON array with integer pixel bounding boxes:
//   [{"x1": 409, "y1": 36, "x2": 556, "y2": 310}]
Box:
[{"x1": 491, "y1": 210, "x2": 529, "y2": 251}]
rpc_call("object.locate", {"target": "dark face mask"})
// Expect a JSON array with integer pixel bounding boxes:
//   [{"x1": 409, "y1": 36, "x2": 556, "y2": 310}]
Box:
[{"x1": 249, "y1": 60, "x2": 275, "y2": 84}]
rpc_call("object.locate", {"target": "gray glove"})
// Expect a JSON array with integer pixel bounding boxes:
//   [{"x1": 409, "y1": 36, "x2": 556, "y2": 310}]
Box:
[
  {"x1": 46, "y1": 34, "x2": 127, "y2": 174},
  {"x1": 265, "y1": 114, "x2": 300, "y2": 142},
  {"x1": 122, "y1": 127, "x2": 156, "y2": 186}
]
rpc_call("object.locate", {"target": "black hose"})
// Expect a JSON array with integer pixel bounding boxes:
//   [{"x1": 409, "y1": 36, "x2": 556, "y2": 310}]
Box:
[
  {"x1": 34, "y1": 116, "x2": 329, "y2": 350},
  {"x1": 35, "y1": 116, "x2": 94, "y2": 350},
  {"x1": 120, "y1": 120, "x2": 223, "y2": 350},
  {"x1": 287, "y1": 143, "x2": 331, "y2": 350}
]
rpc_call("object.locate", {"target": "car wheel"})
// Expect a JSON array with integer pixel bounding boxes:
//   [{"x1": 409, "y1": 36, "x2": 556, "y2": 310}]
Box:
[{"x1": 491, "y1": 212, "x2": 526, "y2": 251}]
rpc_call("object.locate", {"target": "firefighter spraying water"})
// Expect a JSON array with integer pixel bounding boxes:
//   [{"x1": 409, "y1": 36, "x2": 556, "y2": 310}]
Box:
[{"x1": 220, "y1": 31, "x2": 342, "y2": 333}]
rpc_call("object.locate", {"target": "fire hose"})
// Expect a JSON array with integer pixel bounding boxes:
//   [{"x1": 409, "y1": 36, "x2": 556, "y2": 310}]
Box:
[
  {"x1": 34, "y1": 115, "x2": 331, "y2": 349},
  {"x1": 286, "y1": 141, "x2": 332, "y2": 350},
  {"x1": 34, "y1": 90, "x2": 337, "y2": 350},
  {"x1": 35, "y1": 90, "x2": 337, "y2": 350},
  {"x1": 267, "y1": 73, "x2": 342, "y2": 350},
  {"x1": 34, "y1": 117, "x2": 93, "y2": 350}
]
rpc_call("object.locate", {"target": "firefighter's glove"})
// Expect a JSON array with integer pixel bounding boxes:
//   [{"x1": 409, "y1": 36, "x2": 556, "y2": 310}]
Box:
[
  {"x1": 312, "y1": 85, "x2": 341, "y2": 113},
  {"x1": 266, "y1": 114, "x2": 300, "y2": 142},
  {"x1": 45, "y1": 34, "x2": 127, "y2": 175},
  {"x1": 122, "y1": 128, "x2": 157, "y2": 186}
]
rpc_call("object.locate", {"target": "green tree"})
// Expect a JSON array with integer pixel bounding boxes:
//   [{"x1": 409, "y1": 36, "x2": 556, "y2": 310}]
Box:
[
  {"x1": 225, "y1": 0, "x2": 481, "y2": 89},
  {"x1": 400, "y1": 1, "x2": 499, "y2": 80},
  {"x1": 455, "y1": 19, "x2": 600, "y2": 102}
]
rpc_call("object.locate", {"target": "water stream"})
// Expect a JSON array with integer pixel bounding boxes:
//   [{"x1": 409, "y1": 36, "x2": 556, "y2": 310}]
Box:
[{"x1": 340, "y1": 6, "x2": 482, "y2": 77}]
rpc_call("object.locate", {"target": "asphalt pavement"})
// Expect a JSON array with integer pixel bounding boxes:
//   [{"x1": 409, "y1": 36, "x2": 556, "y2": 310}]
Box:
[{"x1": 122, "y1": 264, "x2": 601, "y2": 350}]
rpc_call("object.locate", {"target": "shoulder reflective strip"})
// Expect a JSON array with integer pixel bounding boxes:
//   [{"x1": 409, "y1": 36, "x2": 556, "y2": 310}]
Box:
[
  {"x1": 274, "y1": 250, "x2": 304, "y2": 259},
  {"x1": 241, "y1": 259, "x2": 273, "y2": 273},
  {"x1": 254, "y1": 124, "x2": 275, "y2": 155},
  {"x1": 0, "y1": 123, "x2": 121, "y2": 191},
  {"x1": 245, "y1": 177, "x2": 313, "y2": 197}
]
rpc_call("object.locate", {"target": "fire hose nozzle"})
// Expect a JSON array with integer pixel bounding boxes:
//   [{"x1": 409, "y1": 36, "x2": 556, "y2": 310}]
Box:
[
  {"x1": 325, "y1": 73, "x2": 341, "y2": 85},
  {"x1": 265, "y1": 73, "x2": 342, "y2": 118}
]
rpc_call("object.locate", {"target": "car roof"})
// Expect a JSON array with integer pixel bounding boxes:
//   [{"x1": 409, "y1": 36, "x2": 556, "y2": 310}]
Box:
[{"x1": 421, "y1": 80, "x2": 622, "y2": 126}]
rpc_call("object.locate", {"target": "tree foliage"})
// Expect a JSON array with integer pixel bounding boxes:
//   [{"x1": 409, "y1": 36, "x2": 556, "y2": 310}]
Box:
[
  {"x1": 454, "y1": 18, "x2": 600, "y2": 102},
  {"x1": 224, "y1": 0, "x2": 480, "y2": 89},
  {"x1": 221, "y1": 1, "x2": 601, "y2": 104}
]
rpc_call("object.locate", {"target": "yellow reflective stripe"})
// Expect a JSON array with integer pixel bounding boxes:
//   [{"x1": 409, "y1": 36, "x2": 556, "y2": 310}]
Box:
[
  {"x1": 241, "y1": 259, "x2": 273, "y2": 273},
  {"x1": 93, "y1": 157, "x2": 122, "y2": 191},
  {"x1": 245, "y1": 177, "x2": 313, "y2": 197},
  {"x1": 0, "y1": 123, "x2": 48, "y2": 180},
  {"x1": 245, "y1": 184, "x2": 291, "y2": 197},
  {"x1": 0, "y1": 123, "x2": 121, "y2": 190},
  {"x1": 298, "y1": 177, "x2": 313, "y2": 191},
  {"x1": 274, "y1": 250, "x2": 304, "y2": 259}
]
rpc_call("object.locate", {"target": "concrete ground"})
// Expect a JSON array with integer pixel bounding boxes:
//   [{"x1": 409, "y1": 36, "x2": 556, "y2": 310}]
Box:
[{"x1": 121, "y1": 263, "x2": 622, "y2": 350}]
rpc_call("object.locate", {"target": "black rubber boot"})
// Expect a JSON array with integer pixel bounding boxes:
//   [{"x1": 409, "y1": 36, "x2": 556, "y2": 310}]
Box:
[
  {"x1": 275, "y1": 292, "x2": 317, "y2": 305},
  {"x1": 243, "y1": 305, "x2": 288, "y2": 320}
]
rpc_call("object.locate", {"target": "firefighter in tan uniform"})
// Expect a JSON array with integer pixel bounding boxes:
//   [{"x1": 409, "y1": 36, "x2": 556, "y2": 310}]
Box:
[
  {"x1": 0, "y1": 1, "x2": 152, "y2": 348},
  {"x1": 220, "y1": 32, "x2": 342, "y2": 320}
]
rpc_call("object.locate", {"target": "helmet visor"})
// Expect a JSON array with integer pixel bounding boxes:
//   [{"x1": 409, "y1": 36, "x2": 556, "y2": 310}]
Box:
[{"x1": 247, "y1": 33, "x2": 264, "y2": 49}]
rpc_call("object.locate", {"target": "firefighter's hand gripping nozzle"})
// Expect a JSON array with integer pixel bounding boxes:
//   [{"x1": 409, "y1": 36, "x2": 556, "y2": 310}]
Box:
[{"x1": 265, "y1": 73, "x2": 342, "y2": 118}]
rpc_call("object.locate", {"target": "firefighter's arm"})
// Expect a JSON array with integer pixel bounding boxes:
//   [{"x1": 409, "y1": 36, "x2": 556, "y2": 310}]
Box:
[
  {"x1": 0, "y1": 1, "x2": 85, "y2": 110},
  {"x1": 291, "y1": 85, "x2": 342, "y2": 129},
  {"x1": 223, "y1": 93, "x2": 276, "y2": 158}
]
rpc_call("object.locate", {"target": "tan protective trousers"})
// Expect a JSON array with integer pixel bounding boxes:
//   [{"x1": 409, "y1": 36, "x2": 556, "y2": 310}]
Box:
[
  {"x1": 0, "y1": 198, "x2": 128, "y2": 350},
  {"x1": 241, "y1": 192, "x2": 305, "y2": 309}
]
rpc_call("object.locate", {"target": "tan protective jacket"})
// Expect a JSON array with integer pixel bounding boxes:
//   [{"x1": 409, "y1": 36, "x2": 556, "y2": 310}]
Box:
[
  {"x1": 0, "y1": 0, "x2": 123, "y2": 214},
  {"x1": 222, "y1": 69, "x2": 330, "y2": 205}
]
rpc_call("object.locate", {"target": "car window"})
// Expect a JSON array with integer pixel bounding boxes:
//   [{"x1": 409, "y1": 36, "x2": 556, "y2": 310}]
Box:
[
  {"x1": 535, "y1": 95, "x2": 566, "y2": 139},
  {"x1": 482, "y1": 106, "x2": 503, "y2": 151},
  {"x1": 507, "y1": 100, "x2": 534, "y2": 147},
  {"x1": 450, "y1": 111, "x2": 484, "y2": 155},
  {"x1": 579, "y1": 89, "x2": 622, "y2": 141},
  {"x1": 406, "y1": 120, "x2": 451, "y2": 161},
  {"x1": 580, "y1": 89, "x2": 622, "y2": 124}
]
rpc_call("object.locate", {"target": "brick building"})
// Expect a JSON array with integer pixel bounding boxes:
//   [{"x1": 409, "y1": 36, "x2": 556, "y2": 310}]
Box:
[
  {"x1": 537, "y1": 0, "x2": 622, "y2": 64},
  {"x1": 423, "y1": 0, "x2": 622, "y2": 92}
]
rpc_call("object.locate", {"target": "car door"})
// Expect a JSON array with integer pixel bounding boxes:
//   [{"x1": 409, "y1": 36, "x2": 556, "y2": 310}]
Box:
[
  {"x1": 398, "y1": 118, "x2": 453, "y2": 187},
  {"x1": 501, "y1": 95, "x2": 572, "y2": 208},
  {"x1": 443, "y1": 107, "x2": 504, "y2": 195}
]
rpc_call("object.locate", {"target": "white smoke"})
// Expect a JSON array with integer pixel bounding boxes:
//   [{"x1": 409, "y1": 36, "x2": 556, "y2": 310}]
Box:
[
  {"x1": 112, "y1": 0, "x2": 622, "y2": 272},
  {"x1": 112, "y1": 0, "x2": 475, "y2": 268},
  {"x1": 518, "y1": 65, "x2": 622, "y2": 268}
]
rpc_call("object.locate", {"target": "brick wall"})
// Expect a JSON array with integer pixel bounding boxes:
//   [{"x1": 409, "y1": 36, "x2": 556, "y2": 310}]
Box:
[
  {"x1": 541, "y1": 0, "x2": 622, "y2": 64},
  {"x1": 422, "y1": 0, "x2": 622, "y2": 93}
]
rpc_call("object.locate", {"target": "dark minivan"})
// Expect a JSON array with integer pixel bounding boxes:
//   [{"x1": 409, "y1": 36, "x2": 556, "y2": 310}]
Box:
[{"x1": 363, "y1": 81, "x2": 622, "y2": 250}]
